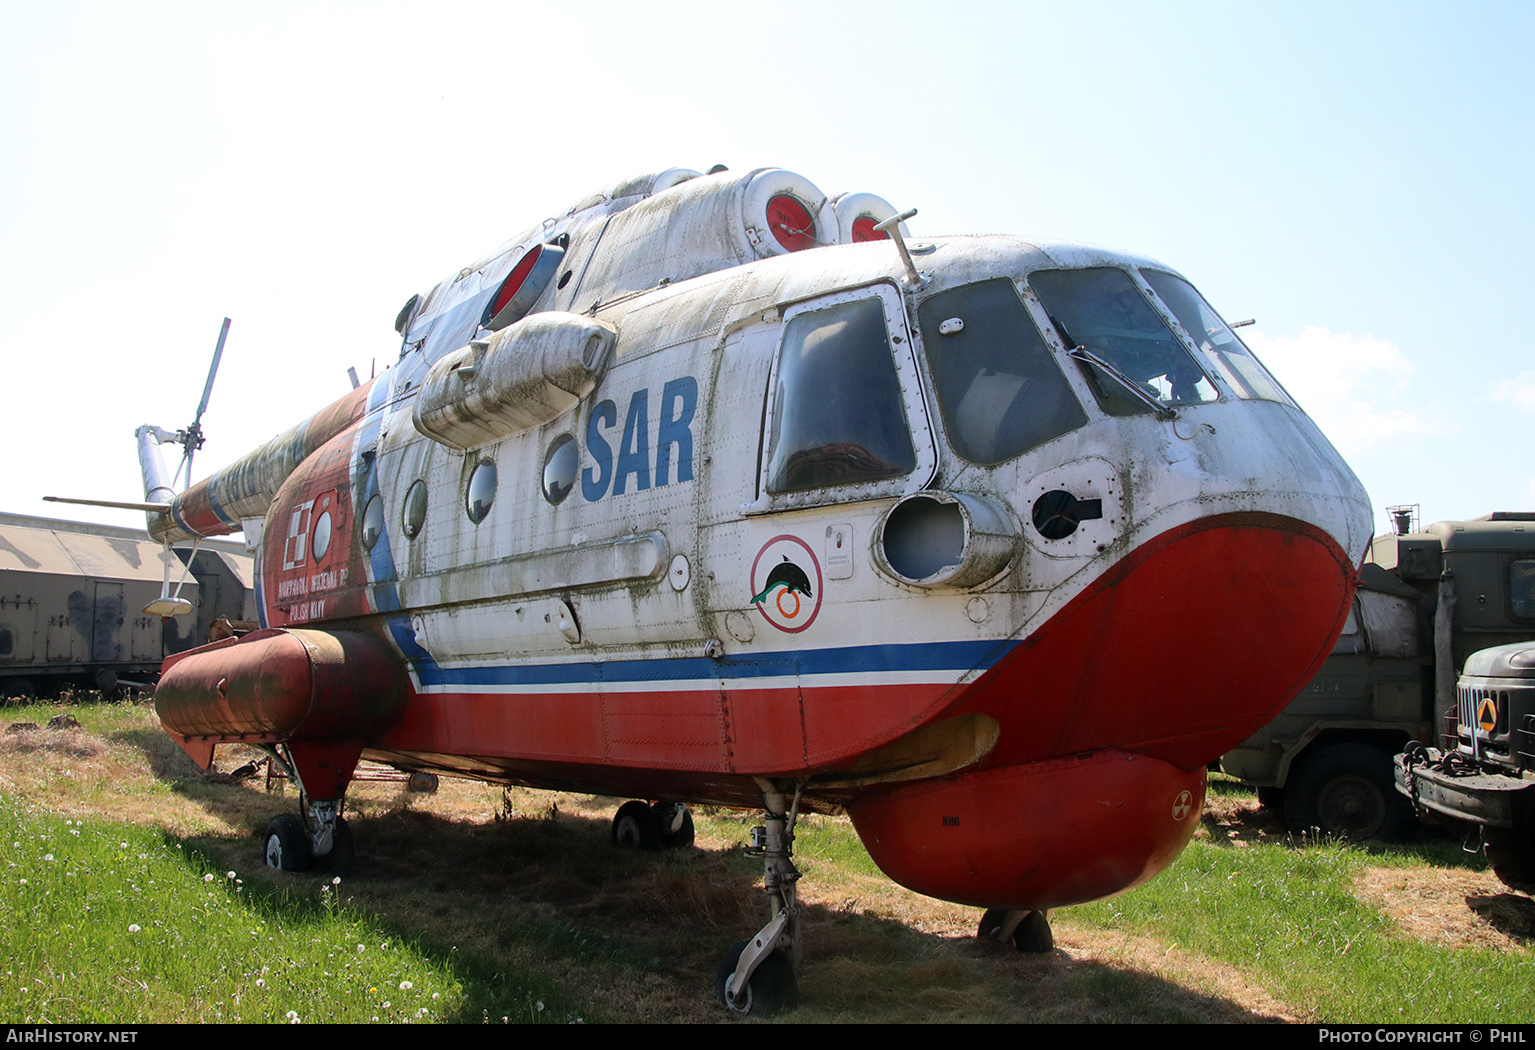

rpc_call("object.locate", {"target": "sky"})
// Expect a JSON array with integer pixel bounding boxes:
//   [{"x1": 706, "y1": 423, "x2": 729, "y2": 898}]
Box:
[{"x1": 3, "y1": 0, "x2": 1532, "y2": 539}]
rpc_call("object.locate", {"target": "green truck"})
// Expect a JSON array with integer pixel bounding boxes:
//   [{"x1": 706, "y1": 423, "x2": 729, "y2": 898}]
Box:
[
  {"x1": 1396, "y1": 561, "x2": 1535, "y2": 886},
  {"x1": 1221, "y1": 511, "x2": 1535, "y2": 840}
]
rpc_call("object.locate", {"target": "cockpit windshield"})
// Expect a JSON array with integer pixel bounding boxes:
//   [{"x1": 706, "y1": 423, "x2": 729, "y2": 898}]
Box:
[
  {"x1": 917, "y1": 279, "x2": 1088, "y2": 464},
  {"x1": 1029, "y1": 268, "x2": 1217, "y2": 416},
  {"x1": 1139, "y1": 269, "x2": 1294, "y2": 406}
]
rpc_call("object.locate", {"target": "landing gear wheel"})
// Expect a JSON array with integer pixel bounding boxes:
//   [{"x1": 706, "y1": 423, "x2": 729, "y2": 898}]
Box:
[
  {"x1": 264, "y1": 814, "x2": 312, "y2": 872},
  {"x1": 978, "y1": 908, "x2": 1053, "y2": 953},
  {"x1": 612, "y1": 800, "x2": 662, "y2": 849},
  {"x1": 715, "y1": 939, "x2": 798, "y2": 1017},
  {"x1": 323, "y1": 816, "x2": 354, "y2": 876},
  {"x1": 654, "y1": 803, "x2": 695, "y2": 849},
  {"x1": 1282, "y1": 743, "x2": 1413, "y2": 842}
]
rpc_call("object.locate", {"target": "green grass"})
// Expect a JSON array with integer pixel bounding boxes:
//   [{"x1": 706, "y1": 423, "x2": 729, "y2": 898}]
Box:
[
  {"x1": 1072, "y1": 837, "x2": 1535, "y2": 1023},
  {"x1": 0, "y1": 796, "x2": 582, "y2": 1024},
  {"x1": 5, "y1": 697, "x2": 1533, "y2": 1023}
]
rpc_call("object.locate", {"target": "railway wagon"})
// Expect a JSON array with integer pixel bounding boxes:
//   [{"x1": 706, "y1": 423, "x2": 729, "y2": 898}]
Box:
[{"x1": 0, "y1": 512, "x2": 255, "y2": 696}]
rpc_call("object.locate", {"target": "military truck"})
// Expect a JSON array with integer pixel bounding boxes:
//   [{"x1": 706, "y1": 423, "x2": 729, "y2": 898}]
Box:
[
  {"x1": 1397, "y1": 638, "x2": 1535, "y2": 890},
  {"x1": 1221, "y1": 511, "x2": 1535, "y2": 839}
]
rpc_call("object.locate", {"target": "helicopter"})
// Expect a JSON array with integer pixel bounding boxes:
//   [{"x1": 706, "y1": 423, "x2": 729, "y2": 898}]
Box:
[{"x1": 96, "y1": 165, "x2": 1371, "y2": 1015}]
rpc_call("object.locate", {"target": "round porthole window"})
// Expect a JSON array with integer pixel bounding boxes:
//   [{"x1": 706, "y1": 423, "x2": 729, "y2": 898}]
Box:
[
  {"x1": 311, "y1": 510, "x2": 333, "y2": 560},
  {"x1": 542, "y1": 434, "x2": 578, "y2": 505},
  {"x1": 467, "y1": 461, "x2": 497, "y2": 524},
  {"x1": 361, "y1": 494, "x2": 384, "y2": 550},
  {"x1": 402, "y1": 479, "x2": 428, "y2": 538}
]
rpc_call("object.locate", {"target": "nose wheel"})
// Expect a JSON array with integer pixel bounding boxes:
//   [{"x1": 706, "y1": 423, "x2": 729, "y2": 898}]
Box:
[
  {"x1": 717, "y1": 781, "x2": 803, "y2": 1018},
  {"x1": 978, "y1": 908, "x2": 1053, "y2": 953},
  {"x1": 716, "y1": 938, "x2": 798, "y2": 1017}
]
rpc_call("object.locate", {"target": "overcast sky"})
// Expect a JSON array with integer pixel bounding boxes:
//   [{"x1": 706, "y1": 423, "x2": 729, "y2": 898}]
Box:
[{"x1": 4, "y1": 1, "x2": 1531, "y2": 538}]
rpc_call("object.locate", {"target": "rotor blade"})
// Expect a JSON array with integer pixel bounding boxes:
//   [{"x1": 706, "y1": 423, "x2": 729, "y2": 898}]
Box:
[
  {"x1": 194, "y1": 317, "x2": 231, "y2": 426},
  {"x1": 44, "y1": 496, "x2": 172, "y2": 512}
]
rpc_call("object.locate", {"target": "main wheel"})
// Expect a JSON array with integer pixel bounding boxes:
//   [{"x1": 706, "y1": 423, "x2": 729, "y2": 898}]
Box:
[
  {"x1": 654, "y1": 803, "x2": 695, "y2": 849},
  {"x1": 978, "y1": 908, "x2": 1053, "y2": 953},
  {"x1": 715, "y1": 939, "x2": 798, "y2": 1017},
  {"x1": 323, "y1": 817, "x2": 354, "y2": 876},
  {"x1": 263, "y1": 814, "x2": 312, "y2": 872},
  {"x1": 612, "y1": 800, "x2": 662, "y2": 849},
  {"x1": 1283, "y1": 743, "x2": 1413, "y2": 842}
]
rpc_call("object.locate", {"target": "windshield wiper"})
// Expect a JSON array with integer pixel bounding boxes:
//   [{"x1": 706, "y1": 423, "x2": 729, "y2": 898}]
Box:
[{"x1": 1067, "y1": 345, "x2": 1177, "y2": 421}]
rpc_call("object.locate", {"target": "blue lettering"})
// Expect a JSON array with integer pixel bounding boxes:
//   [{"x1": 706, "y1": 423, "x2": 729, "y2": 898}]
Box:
[
  {"x1": 613, "y1": 389, "x2": 651, "y2": 495},
  {"x1": 656, "y1": 376, "x2": 697, "y2": 486},
  {"x1": 581, "y1": 377, "x2": 699, "y2": 502},
  {"x1": 581, "y1": 399, "x2": 617, "y2": 502}
]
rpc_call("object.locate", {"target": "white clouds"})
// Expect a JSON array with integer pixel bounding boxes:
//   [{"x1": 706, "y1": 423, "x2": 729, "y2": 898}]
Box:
[
  {"x1": 1490, "y1": 370, "x2": 1535, "y2": 410},
  {"x1": 1243, "y1": 325, "x2": 1440, "y2": 452}
]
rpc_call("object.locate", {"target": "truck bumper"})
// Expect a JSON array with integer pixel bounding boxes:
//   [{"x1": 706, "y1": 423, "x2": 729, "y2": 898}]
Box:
[{"x1": 1394, "y1": 751, "x2": 1535, "y2": 827}]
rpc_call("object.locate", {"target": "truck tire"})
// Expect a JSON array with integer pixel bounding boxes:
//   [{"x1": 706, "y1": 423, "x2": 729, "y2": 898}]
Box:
[
  {"x1": 1283, "y1": 743, "x2": 1414, "y2": 842},
  {"x1": 1484, "y1": 822, "x2": 1535, "y2": 894}
]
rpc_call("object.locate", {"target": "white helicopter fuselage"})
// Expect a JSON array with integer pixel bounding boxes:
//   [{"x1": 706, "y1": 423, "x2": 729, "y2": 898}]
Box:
[{"x1": 152, "y1": 167, "x2": 1369, "y2": 912}]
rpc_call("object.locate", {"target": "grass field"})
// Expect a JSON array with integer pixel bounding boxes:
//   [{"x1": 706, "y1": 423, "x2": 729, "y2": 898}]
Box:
[{"x1": 2, "y1": 696, "x2": 1532, "y2": 1024}]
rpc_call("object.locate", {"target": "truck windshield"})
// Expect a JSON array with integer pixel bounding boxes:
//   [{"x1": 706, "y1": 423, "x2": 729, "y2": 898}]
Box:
[
  {"x1": 917, "y1": 278, "x2": 1087, "y2": 464},
  {"x1": 1029, "y1": 267, "x2": 1217, "y2": 416}
]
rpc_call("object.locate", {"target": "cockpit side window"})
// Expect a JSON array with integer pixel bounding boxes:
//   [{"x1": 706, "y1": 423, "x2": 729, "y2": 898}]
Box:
[
  {"x1": 1029, "y1": 267, "x2": 1218, "y2": 416},
  {"x1": 917, "y1": 279, "x2": 1088, "y2": 464},
  {"x1": 764, "y1": 295, "x2": 917, "y2": 494},
  {"x1": 1140, "y1": 269, "x2": 1295, "y2": 406}
]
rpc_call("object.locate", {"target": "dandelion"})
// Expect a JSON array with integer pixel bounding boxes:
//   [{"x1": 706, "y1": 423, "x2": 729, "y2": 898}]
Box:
[
  {"x1": 536, "y1": 1001, "x2": 545, "y2": 1012},
  {"x1": 399, "y1": 981, "x2": 413, "y2": 991},
  {"x1": 331, "y1": 876, "x2": 340, "y2": 885},
  {"x1": 43, "y1": 854, "x2": 52, "y2": 862},
  {"x1": 119, "y1": 842, "x2": 127, "y2": 849},
  {"x1": 432, "y1": 993, "x2": 440, "y2": 1000},
  {"x1": 203, "y1": 873, "x2": 215, "y2": 883},
  {"x1": 286, "y1": 1011, "x2": 299, "y2": 1024},
  {"x1": 383, "y1": 1001, "x2": 391, "y2": 1009},
  {"x1": 255, "y1": 979, "x2": 266, "y2": 988},
  {"x1": 127, "y1": 924, "x2": 141, "y2": 933},
  {"x1": 226, "y1": 871, "x2": 236, "y2": 880},
  {"x1": 356, "y1": 944, "x2": 366, "y2": 953}
]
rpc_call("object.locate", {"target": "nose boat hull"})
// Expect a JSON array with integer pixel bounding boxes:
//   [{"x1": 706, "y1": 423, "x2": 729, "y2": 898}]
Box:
[{"x1": 850, "y1": 511, "x2": 1356, "y2": 909}]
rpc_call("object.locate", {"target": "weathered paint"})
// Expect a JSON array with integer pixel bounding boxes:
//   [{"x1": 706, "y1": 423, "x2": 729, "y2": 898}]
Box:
[{"x1": 148, "y1": 165, "x2": 1372, "y2": 914}]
